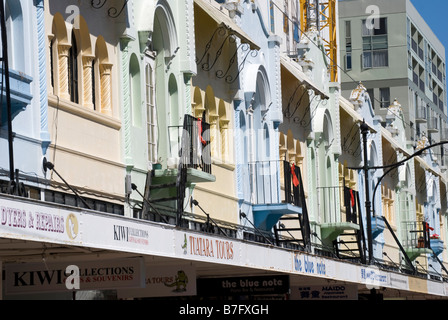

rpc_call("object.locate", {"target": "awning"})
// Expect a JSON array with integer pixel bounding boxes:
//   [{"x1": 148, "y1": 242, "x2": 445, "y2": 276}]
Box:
[
  {"x1": 194, "y1": 0, "x2": 260, "y2": 51},
  {"x1": 339, "y1": 96, "x2": 377, "y2": 133},
  {"x1": 280, "y1": 56, "x2": 329, "y2": 100}
]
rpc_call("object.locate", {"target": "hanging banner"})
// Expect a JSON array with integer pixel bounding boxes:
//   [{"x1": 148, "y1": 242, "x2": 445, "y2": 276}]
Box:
[
  {"x1": 118, "y1": 264, "x2": 196, "y2": 298},
  {"x1": 4, "y1": 257, "x2": 145, "y2": 294}
]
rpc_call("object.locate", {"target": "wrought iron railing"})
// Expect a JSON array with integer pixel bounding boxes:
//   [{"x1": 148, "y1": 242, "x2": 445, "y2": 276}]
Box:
[
  {"x1": 248, "y1": 160, "x2": 303, "y2": 207},
  {"x1": 402, "y1": 220, "x2": 431, "y2": 249},
  {"x1": 168, "y1": 114, "x2": 212, "y2": 175},
  {"x1": 316, "y1": 185, "x2": 361, "y2": 225}
]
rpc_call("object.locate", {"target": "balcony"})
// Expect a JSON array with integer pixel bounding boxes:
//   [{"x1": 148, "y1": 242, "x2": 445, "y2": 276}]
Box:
[
  {"x1": 165, "y1": 115, "x2": 214, "y2": 180},
  {"x1": 415, "y1": 105, "x2": 426, "y2": 123},
  {"x1": 147, "y1": 115, "x2": 215, "y2": 211},
  {"x1": 427, "y1": 116, "x2": 439, "y2": 133},
  {"x1": 320, "y1": 186, "x2": 361, "y2": 241},
  {"x1": 402, "y1": 220, "x2": 433, "y2": 260},
  {"x1": 318, "y1": 186, "x2": 366, "y2": 261},
  {"x1": 411, "y1": 39, "x2": 418, "y2": 54},
  {"x1": 0, "y1": 67, "x2": 33, "y2": 126},
  {"x1": 249, "y1": 160, "x2": 304, "y2": 231}
]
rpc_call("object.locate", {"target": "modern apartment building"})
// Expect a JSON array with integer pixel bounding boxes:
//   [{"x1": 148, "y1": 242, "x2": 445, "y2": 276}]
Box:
[{"x1": 339, "y1": 0, "x2": 447, "y2": 164}]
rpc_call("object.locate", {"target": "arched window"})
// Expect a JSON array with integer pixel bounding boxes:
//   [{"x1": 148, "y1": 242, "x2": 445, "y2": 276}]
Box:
[
  {"x1": 68, "y1": 30, "x2": 79, "y2": 103},
  {"x1": 218, "y1": 100, "x2": 229, "y2": 162},
  {"x1": 145, "y1": 55, "x2": 157, "y2": 164}
]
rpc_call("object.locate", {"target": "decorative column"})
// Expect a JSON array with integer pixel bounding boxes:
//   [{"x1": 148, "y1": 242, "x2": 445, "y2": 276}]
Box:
[
  {"x1": 100, "y1": 62, "x2": 113, "y2": 116},
  {"x1": 219, "y1": 118, "x2": 230, "y2": 162},
  {"x1": 82, "y1": 55, "x2": 95, "y2": 110},
  {"x1": 36, "y1": 0, "x2": 51, "y2": 155},
  {"x1": 57, "y1": 43, "x2": 71, "y2": 101},
  {"x1": 120, "y1": 36, "x2": 133, "y2": 167},
  {"x1": 209, "y1": 114, "x2": 219, "y2": 158}
]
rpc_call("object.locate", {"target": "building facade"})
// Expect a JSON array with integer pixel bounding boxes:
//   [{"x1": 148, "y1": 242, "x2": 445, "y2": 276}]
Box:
[{"x1": 339, "y1": 0, "x2": 448, "y2": 165}]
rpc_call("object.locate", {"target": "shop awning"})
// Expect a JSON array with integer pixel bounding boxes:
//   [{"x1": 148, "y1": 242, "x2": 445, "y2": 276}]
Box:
[{"x1": 193, "y1": 0, "x2": 260, "y2": 51}]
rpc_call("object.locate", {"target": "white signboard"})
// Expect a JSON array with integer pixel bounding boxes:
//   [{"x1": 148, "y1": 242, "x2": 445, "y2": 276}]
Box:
[
  {"x1": 175, "y1": 232, "x2": 240, "y2": 265},
  {"x1": 358, "y1": 265, "x2": 390, "y2": 289},
  {"x1": 0, "y1": 197, "x2": 82, "y2": 244},
  {"x1": 118, "y1": 265, "x2": 196, "y2": 298},
  {"x1": 5, "y1": 258, "x2": 145, "y2": 294},
  {"x1": 292, "y1": 252, "x2": 335, "y2": 279},
  {"x1": 292, "y1": 284, "x2": 358, "y2": 300}
]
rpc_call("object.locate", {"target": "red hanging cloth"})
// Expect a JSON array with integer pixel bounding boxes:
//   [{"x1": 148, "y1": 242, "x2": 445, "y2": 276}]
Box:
[
  {"x1": 291, "y1": 163, "x2": 300, "y2": 187},
  {"x1": 349, "y1": 189, "x2": 355, "y2": 208},
  {"x1": 197, "y1": 119, "x2": 206, "y2": 145}
]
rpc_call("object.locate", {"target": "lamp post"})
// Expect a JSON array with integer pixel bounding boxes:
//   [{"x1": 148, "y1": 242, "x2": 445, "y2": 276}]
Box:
[{"x1": 360, "y1": 121, "x2": 373, "y2": 264}]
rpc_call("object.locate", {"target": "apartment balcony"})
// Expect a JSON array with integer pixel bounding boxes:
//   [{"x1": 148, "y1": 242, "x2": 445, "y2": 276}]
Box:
[
  {"x1": 148, "y1": 115, "x2": 215, "y2": 210},
  {"x1": 415, "y1": 105, "x2": 427, "y2": 123},
  {"x1": 319, "y1": 186, "x2": 366, "y2": 261},
  {"x1": 165, "y1": 114, "x2": 214, "y2": 180},
  {"x1": 402, "y1": 220, "x2": 434, "y2": 260},
  {"x1": 250, "y1": 160, "x2": 304, "y2": 231},
  {"x1": 0, "y1": 67, "x2": 33, "y2": 126},
  {"x1": 427, "y1": 116, "x2": 439, "y2": 133},
  {"x1": 440, "y1": 128, "x2": 448, "y2": 141},
  {"x1": 319, "y1": 186, "x2": 360, "y2": 241}
]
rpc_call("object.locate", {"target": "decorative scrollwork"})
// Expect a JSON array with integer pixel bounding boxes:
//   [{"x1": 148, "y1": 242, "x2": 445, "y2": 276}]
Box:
[
  {"x1": 283, "y1": 83, "x2": 308, "y2": 120},
  {"x1": 90, "y1": 0, "x2": 128, "y2": 18},
  {"x1": 196, "y1": 24, "x2": 258, "y2": 84}
]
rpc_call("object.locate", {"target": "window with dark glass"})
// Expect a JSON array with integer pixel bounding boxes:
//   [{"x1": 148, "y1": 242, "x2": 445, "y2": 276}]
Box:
[
  {"x1": 68, "y1": 30, "x2": 79, "y2": 103},
  {"x1": 379, "y1": 87, "x2": 390, "y2": 108},
  {"x1": 362, "y1": 17, "x2": 388, "y2": 68}
]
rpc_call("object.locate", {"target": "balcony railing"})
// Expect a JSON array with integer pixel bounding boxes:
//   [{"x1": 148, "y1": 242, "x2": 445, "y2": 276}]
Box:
[
  {"x1": 402, "y1": 220, "x2": 431, "y2": 250},
  {"x1": 419, "y1": 79, "x2": 425, "y2": 92},
  {"x1": 168, "y1": 114, "x2": 212, "y2": 175},
  {"x1": 411, "y1": 39, "x2": 418, "y2": 54},
  {"x1": 427, "y1": 116, "x2": 439, "y2": 132},
  {"x1": 415, "y1": 105, "x2": 426, "y2": 122},
  {"x1": 413, "y1": 72, "x2": 419, "y2": 86},
  {"x1": 248, "y1": 160, "x2": 302, "y2": 207},
  {"x1": 418, "y1": 47, "x2": 424, "y2": 61},
  {"x1": 317, "y1": 185, "x2": 361, "y2": 225}
]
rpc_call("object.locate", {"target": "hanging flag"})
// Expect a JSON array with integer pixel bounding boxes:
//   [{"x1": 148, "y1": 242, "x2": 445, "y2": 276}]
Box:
[
  {"x1": 349, "y1": 189, "x2": 355, "y2": 208},
  {"x1": 197, "y1": 119, "x2": 206, "y2": 145},
  {"x1": 291, "y1": 163, "x2": 299, "y2": 187}
]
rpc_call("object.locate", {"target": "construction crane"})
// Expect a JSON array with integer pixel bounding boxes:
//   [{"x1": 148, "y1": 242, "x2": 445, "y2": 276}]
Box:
[{"x1": 300, "y1": 0, "x2": 338, "y2": 83}]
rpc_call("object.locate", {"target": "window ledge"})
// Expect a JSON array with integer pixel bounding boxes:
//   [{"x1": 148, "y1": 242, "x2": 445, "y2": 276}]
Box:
[{"x1": 48, "y1": 94, "x2": 121, "y2": 130}]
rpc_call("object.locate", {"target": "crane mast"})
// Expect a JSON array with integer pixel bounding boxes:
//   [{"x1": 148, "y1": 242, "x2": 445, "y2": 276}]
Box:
[{"x1": 300, "y1": 0, "x2": 338, "y2": 83}]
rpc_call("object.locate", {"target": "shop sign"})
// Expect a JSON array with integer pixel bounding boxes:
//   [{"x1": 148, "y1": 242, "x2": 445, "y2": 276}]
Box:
[
  {"x1": 0, "y1": 197, "x2": 82, "y2": 244},
  {"x1": 358, "y1": 265, "x2": 389, "y2": 289},
  {"x1": 389, "y1": 273, "x2": 409, "y2": 290},
  {"x1": 197, "y1": 275, "x2": 289, "y2": 296},
  {"x1": 292, "y1": 284, "x2": 358, "y2": 300},
  {"x1": 292, "y1": 253, "x2": 332, "y2": 277},
  {"x1": 118, "y1": 265, "x2": 196, "y2": 298},
  {"x1": 177, "y1": 232, "x2": 238, "y2": 263},
  {"x1": 5, "y1": 257, "x2": 144, "y2": 294}
]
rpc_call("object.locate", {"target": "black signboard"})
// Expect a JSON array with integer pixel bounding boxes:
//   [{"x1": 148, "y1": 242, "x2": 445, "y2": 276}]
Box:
[{"x1": 197, "y1": 275, "x2": 289, "y2": 297}]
